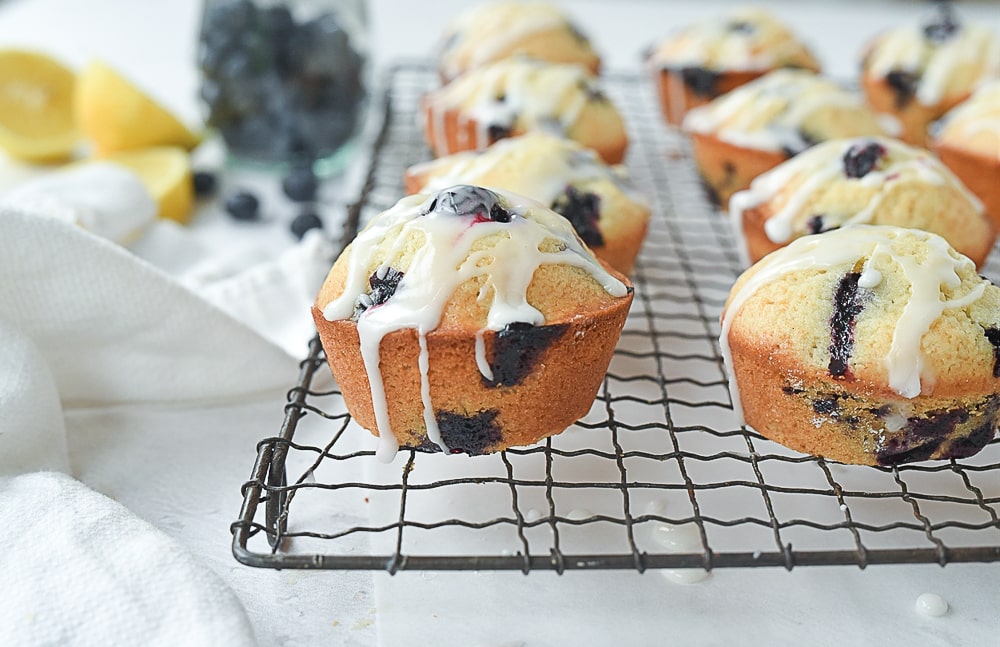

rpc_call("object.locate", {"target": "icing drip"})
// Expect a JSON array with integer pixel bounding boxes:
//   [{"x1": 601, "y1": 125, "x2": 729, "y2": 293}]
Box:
[
  {"x1": 720, "y1": 226, "x2": 988, "y2": 421},
  {"x1": 323, "y1": 186, "x2": 627, "y2": 462},
  {"x1": 729, "y1": 136, "x2": 984, "y2": 258},
  {"x1": 683, "y1": 70, "x2": 881, "y2": 154},
  {"x1": 426, "y1": 59, "x2": 603, "y2": 155}
]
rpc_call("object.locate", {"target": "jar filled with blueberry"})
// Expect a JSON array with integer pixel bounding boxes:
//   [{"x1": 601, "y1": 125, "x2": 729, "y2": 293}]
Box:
[{"x1": 198, "y1": 0, "x2": 369, "y2": 173}]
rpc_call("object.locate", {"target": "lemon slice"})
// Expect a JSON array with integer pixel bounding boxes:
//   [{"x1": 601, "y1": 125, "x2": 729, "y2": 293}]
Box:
[
  {"x1": 75, "y1": 61, "x2": 201, "y2": 156},
  {"x1": 104, "y1": 146, "x2": 194, "y2": 224},
  {"x1": 0, "y1": 50, "x2": 78, "y2": 162}
]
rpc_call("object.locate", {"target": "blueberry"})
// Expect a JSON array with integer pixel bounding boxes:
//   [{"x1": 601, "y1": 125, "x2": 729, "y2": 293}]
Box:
[
  {"x1": 551, "y1": 185, "x2": 603, "y2": 247},
  {"x1": 728, "y1": 20, "x2": 755, "y2": 33},
  {"x1": 886, "y1": 70, "x2": 918, "y2": 109},
  {"x1": 354, "y1": 267, "x2": 404, "y2": 317},
  {"x1": 224, "y1": 190, "x2": 260, "y2": 221},
  {"x1": 680, "y1": 66, "x2": 721, "y2": 98},
  {"x1": 806, "y1": 214, "x2": 826, "y2": 234},
  {"x1": 192, "y1": 171, "x2": 217, "y2": 198},
  {"x1": 433, "y1": 409, "x2": 503, "y2": 455},
  {"x1": 842, "y1": 142, "x2": 886, "y2": 179},
  {"x1": 282, "y1": 166, "x2": 318, "y2": 202},
  {"x1": 984, "y1": 328, "x2": 1000, "y2": 378},
  {"x1": 487, "y1": 123, "x2": 512, "y2": 144},
  {"x1": 828, "y1": 272, "x2": 868, "y2": 378},
  {"x1": 423, "y1": 186, "x2": 513, "y2": 223},
  {"x1": 289, "y1": 210, "x2": 323, "y2": 240},
  {"x1": 484, "y1": 322, "x2": 568, "y2": 388},
  {"x1": 923, "y1": 5, "x2": 959, "y2": 43}
]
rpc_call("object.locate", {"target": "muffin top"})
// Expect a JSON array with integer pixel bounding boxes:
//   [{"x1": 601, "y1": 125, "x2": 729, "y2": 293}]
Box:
[
  {"x1": 683, "y1": 69, "x2": 886, "y2": 155},
  {"x1": 423, "y1": 59, "x2": 626, "y2": 160},
  {"x1": 436, "y1": 2, "x2": 599, "y2": 82},
  {"x1": 406, "y1": 133, "x2": 647, "y2": 247},
  {"x1": 645, "y1": 8, "x2": 819, "y2": 73},
  {"x1": 729, "y1": 136, "x2": 989, "y2": 259},
  {"x1": 933, "y1": 80, "x2": 1000, "y2": 158},
  {"x1": 318, "y1": 185, "x2": 630, "y2": 335},
  {"x1": 721, "y1": 225, "x2": 1000, "y2": 400},
  {"x1": 862, "y1": 7, "x2": 1000, "y2": 108}
]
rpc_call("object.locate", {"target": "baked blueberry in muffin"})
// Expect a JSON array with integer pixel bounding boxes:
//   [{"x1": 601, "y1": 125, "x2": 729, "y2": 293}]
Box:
[
  {"x1": 313, "y1": 185, "x2": 633, "y2": 460},
  {"x1": 645, "y1": 8, "x2": 820, "y2": 126},
  {"x1": 721, "y1": 225, "x2": 999, "y2": 466},
  {"x1": 860, "y1": 4, "x2": 1000, "y2": 145},
  {"x1": 729, "y1": 136, "x2": 995, "y2": 268}
]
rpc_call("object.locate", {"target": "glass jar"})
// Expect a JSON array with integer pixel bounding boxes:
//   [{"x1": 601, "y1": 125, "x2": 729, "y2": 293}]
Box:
[{"x1": 197, "y1": 0, "x2": 369, "y2": 174}]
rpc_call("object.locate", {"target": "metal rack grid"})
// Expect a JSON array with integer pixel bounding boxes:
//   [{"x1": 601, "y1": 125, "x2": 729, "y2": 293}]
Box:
[{"x1": 231, "y1": 61, "x2": 1000, "y2": 573}]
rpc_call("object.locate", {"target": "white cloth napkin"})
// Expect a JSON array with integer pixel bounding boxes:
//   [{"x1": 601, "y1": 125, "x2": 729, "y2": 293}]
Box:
[
  {"x1": 0, "y1": 471, "x2": 257, "y2": 647},
  {"x1": 0, "y1": 204, "x2": 339, "y2": 645}
]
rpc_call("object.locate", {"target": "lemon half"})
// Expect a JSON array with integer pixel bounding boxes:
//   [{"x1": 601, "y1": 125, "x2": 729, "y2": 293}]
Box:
[
  {"x1": 75, "y1": 61, "x2": 200, "y2": 156},
  {"x1": 0, "y1": 50, "x2": 78, "y2": 162},
  {"x1": 104, "y1": 146, "x2": 194, "y2": 223}
]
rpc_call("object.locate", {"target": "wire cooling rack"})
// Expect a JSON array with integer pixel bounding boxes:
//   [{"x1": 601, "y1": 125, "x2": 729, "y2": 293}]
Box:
[{"x1": 232, "y1": 61, "x2": 1000, "y2": 573}]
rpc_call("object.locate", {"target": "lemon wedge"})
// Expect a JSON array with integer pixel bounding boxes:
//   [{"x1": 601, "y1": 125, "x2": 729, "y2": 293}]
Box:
[
  {"x1": 0, "y1": 50, "x2": 78, "y2": 162},
  {"x1": 75, "y1": 61, "x2": 201, "y2": 156},
  {"x1": 103, "y1": 146, "x2": 194, "y2": 224}
]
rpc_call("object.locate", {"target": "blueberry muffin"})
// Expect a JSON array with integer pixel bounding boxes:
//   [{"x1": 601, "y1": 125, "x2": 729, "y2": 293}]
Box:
[
  {"x1": 645, "y1": 8, "x2": 820, "y2": 126},
  {"x1": 930, "y1": 80, "x2": 1000, "y2": 229},
  {"x1": 421, "y1": 58, "x2": 627, "y2": 164},
  {"x1": 436, "y1": 2, "x2": 600, "y2": 83},
  {"x1": 721, "y1": 225, "x2": 999, "y2": 466},
  {"x1": 404, "y1": 133, "x2": 650, "y2": 274},
  {"x1": 312, "y1": 185, "x2": 633, "y2": 461},
  {"x1": 729, "y1": 136, "x2": 995, "y2": 268},
  {"x1": 861, "y1": 5, "x2": 1000, "y2": 146},
  {"x1": 684, "y1": 69, "x2": 886, "y2": 208}
]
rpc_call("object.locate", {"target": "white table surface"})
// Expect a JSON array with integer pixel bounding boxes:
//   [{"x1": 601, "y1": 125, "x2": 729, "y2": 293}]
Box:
[{"x1": 2, "y1": 1, "x2": 999, "y2": 645}]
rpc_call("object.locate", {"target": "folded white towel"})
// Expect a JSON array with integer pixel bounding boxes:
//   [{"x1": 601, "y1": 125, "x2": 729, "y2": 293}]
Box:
[{"x1": 0, "y1": 472, "x2": 257, "y2": 647}]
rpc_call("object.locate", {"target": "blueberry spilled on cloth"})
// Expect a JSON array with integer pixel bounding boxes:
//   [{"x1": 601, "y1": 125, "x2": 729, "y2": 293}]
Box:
[
  {"x1": 192, "y1": 171, "x2": 218, "y2": 198},
  {"x1": 282, "y1": 166, "x2": 319, "y2": 202},
  {"x1": 224, "y1": 190, "x2": 260, "y2": 221},
  {"x1": 290, "y1": 210, "x2": 323, "y2": 240}
]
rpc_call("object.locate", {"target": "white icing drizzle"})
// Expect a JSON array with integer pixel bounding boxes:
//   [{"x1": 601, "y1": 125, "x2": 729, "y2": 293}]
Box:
[
  {"x1": 915, "y1": 593, "x2": 949, "y2": 617},
  {"x1": 720, "y1": 225, "x2": 988, "y2": 421},
  {"x1": 322, "y1": 188, "x2": 627, "y2": 462},
  {"x1": 651, "y1": 522, "x2": 710, "y2": 584},
  {"x1": 438, "y1": 3, "x2": 589, "y2": 81},
  {"x1": 410, "y1": 132, "x2": 647, "y2": 207},
  {"x1": 426, "y1": 59, "x2": 602, "y2": 156},
  {"x1": 646, "y1": 8, "x2": 812, "y2": 71},
  {"x1": 683, "y1": 70, "x2": 882, "y2": 153},
  {"x1": 728, "y1": 136, "x2": 984, "y2": 259},
  {"x1": 867, "y1": 21, "x2": 1000, "y2": 106}
]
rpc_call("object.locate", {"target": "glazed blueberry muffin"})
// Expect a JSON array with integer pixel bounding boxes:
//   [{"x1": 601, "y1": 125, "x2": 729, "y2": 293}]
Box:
[
  {"x1": 683, "y1": 69, "x2": 886, "y2": 208},
  {"x1": 721, "y1": 225, "x2": 1000, "y2": 466},
  {"x1": 421, "y1": 58, "x2": 628, "y2": 164},
  {"x1": 645, "y1": 8, "x2": 820, "y2": 126},
  {"x1": 930, "y1": 80, "x2": 1000, "y2": 229},
  {"x1": 729, "y1": 136, "x2": 995, "y2": 268},
  {"x1": 436, "y1": 2, "x2": 600, "y2": 83},
  {"x1": 861, "y1": 5, "x2": 1000, "y2": 146},
  {"x1": 312, "y1": 185, "x2": 633, "y2": 461},
  {"x1": 404, "y1": 133, "x2": 650, "y2": 274}
]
